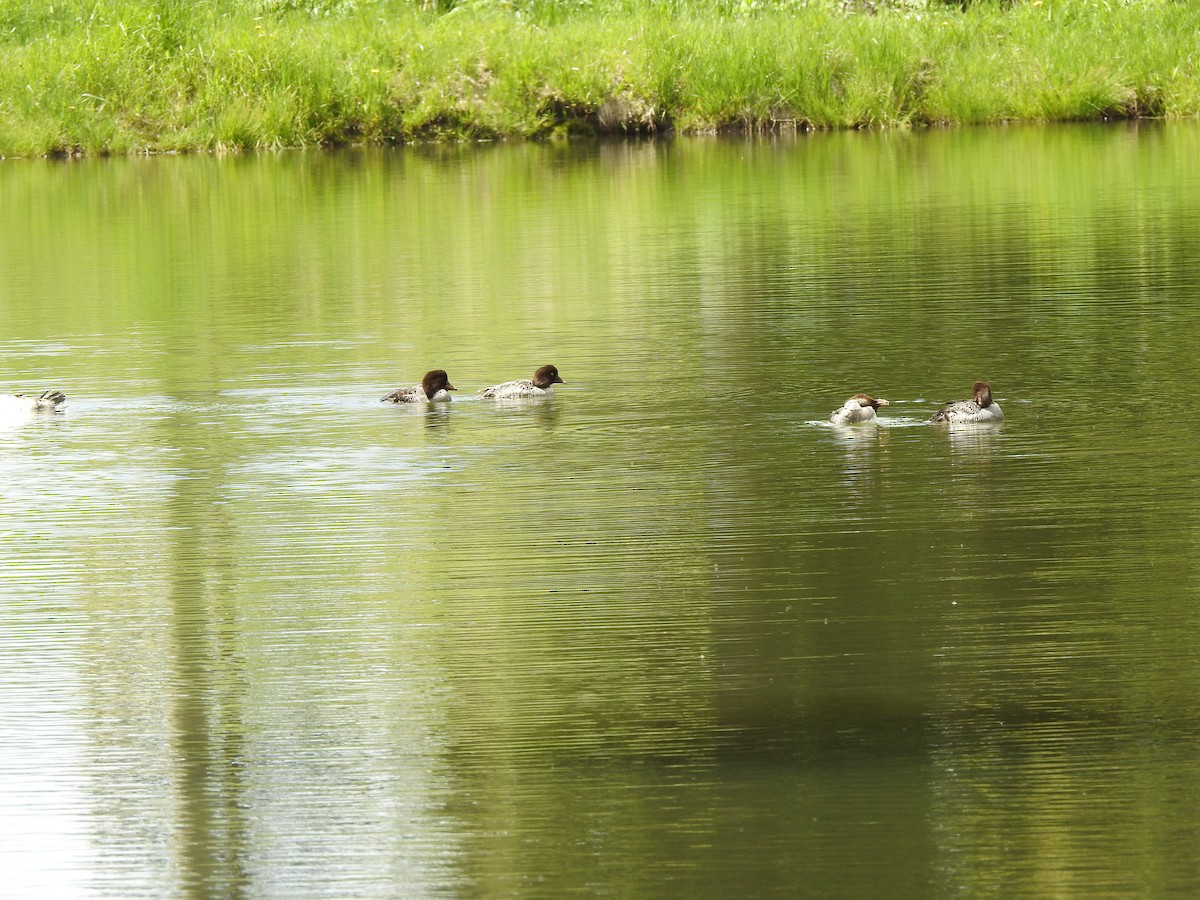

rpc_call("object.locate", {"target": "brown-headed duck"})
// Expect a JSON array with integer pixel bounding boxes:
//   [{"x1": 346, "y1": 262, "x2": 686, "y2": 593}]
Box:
[
  {"x1": 381, "y1": 370, "x2": 456, "y2": 403},
  {"x1": 830, "y1": 393, "x2": 889, "y2": 425},
  {"x1": 480, "y1": 364, "x2": 564, "y2": 400},
  {"x1": 930, "y1": 381, "x2": 1003, "y2": 424}
]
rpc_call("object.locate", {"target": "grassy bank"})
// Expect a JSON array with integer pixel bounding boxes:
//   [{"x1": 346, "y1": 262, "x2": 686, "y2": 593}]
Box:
[{"x1": 1, "y1": 0, "x2": 1198, "y2": 155}]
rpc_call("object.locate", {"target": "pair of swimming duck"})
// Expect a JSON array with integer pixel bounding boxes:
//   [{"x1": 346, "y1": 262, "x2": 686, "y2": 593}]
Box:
[
  {"x1": 381, "y1": 364, "x2": 564, "y2": 403},
  {"x1": 0, "y1": 368, "x2": 564, "y2": 414},
  {"x1": 830, "y1": 381, "x2": 1003, "y2": 425}
]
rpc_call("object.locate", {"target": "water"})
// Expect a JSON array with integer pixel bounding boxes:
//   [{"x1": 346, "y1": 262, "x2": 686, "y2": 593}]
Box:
[{"x1": 2, "y1": 124, "x2": 1200, "y2": 897}]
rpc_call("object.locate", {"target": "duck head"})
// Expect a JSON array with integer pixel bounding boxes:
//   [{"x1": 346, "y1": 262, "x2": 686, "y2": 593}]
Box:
[
  {"x1": 532, "y1": 365, "x2": 565, "y2": 390},
  {"x1": 850, "y1": 393, "x2": 889, "y2": 410},
  {"x1": 422, "y1": 369, "x2": 457, "y2": 399}
]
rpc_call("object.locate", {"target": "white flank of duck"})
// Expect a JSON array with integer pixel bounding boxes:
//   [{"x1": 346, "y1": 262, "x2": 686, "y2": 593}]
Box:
[{"x1": 0, "y1": 390, "x2": 67, "y2": 415}]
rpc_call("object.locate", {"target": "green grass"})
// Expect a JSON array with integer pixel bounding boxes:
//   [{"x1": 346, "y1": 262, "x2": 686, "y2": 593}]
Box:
[{"x1": 0, "y1": 0, "x2": 1198, "y2": 155}]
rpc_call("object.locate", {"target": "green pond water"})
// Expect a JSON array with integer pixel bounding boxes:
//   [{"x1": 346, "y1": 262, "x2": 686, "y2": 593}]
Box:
[{"x1": 2, "y1": 123, "x2": 1199, "y2": 897}]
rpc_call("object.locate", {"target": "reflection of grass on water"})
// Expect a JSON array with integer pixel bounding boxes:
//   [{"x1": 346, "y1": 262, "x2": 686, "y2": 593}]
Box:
[{"x1": 0, "y1": 0, "x2": 1196, "y2": 155}]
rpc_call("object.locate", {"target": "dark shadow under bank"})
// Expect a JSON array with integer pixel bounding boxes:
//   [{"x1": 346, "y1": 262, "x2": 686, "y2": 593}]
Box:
[{"x1": 390, "y1": 90, "x2": 1170, "y2": 145}]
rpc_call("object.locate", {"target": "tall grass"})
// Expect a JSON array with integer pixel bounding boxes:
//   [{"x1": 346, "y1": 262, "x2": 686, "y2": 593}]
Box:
[{"x1": 0, "y1": 0, "x2": 1197, "y2": 154}]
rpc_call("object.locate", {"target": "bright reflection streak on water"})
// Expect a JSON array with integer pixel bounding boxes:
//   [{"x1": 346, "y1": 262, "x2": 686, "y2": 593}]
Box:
[{"x1": 2, "y1": 124, "x2": 1200, "y2": 897}]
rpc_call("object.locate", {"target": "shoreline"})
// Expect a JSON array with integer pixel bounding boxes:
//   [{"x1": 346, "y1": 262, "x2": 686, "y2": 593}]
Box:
[{"x1": 1, "y1": 0, "x2": 1197, "y2": 157}]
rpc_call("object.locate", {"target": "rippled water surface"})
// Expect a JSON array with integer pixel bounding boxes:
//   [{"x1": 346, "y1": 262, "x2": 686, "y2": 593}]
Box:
[{"x1": 3, "y1": 124, "x2": 1200, "y2": 897}]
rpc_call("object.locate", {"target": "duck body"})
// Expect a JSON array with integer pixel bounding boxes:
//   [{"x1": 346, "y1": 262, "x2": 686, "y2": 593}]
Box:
[
  {"x1": 480, "y1": 364, "x2": 564, "y2": 400},
  {"x1": 381, "y1": 370, "x2": 456, "y2": 403},
  {"x1": 829, "y1": 394, "x2": 889, "y2": 425},
  {"x1": 0, "y1": 390, "x2": 67, "y2": 414},
  {"x1": 930, "y1": 381, "x2": 1003, "y2": 424}
]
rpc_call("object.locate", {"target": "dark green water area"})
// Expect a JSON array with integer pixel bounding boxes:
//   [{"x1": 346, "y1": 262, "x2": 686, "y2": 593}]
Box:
[{"x1": 2, "y1": 122, "x2": 1199, "y2": 897}]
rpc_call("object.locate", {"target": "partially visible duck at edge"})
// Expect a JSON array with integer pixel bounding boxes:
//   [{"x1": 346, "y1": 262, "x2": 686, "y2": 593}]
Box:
[
  {"x1": 381, "y1": 369, "x2": 456, "y2": 403},
  {"x1": 930, "y1": 381, "x2": 1003, "y2": 424},
  {"x1": 480, "y1": 364, "x2": 564, "y2": 400},
  {"x1": 1, "y1": 390, "x2": 67, "y2": 414},
  {"x1": 830, "y1": 393, "x2": 889, "y2": 425}
]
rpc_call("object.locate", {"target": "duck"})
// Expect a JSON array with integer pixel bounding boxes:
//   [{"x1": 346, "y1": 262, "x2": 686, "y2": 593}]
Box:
[
  {"x1": 0, "y1": 390, "x2": 67, "y2": 414},
  {"x1": 930, "y1": 381, "x2": 1003, "y2": 424},
  {"x1": 480, "y1": 364, "x2": 564, "y2": 400},
  {"x1": 380, "y1": 370, "x2": 456, "y2": 403},
  {"x1": 829, "y1": 394, "x2": 889, "y2": 425}
]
